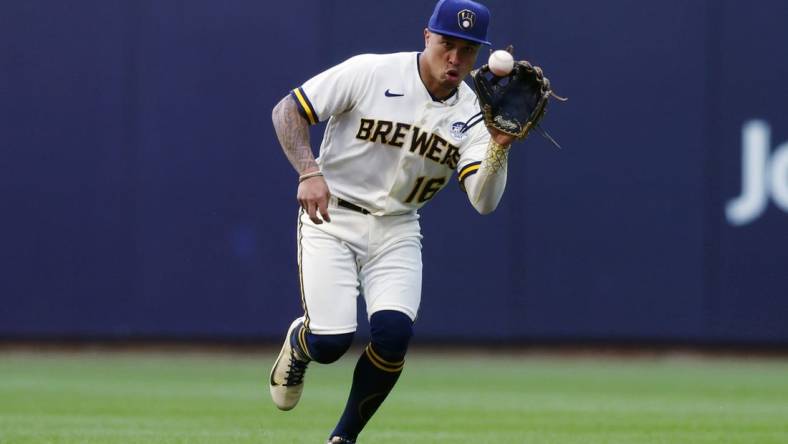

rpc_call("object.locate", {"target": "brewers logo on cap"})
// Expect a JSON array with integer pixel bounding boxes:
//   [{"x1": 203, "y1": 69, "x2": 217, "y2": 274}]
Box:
[
  {"x1": 457, "y1": 9, "x2": 476, "y2": 30},
  {"x1": 427, "y1": 0, "x2": 491, "y2": 45}
]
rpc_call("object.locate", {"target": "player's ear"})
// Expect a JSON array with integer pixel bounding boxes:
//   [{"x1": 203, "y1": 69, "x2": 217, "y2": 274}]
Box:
[{"x1": 423, "y1": 28, "x2": 431, "y2": 48}]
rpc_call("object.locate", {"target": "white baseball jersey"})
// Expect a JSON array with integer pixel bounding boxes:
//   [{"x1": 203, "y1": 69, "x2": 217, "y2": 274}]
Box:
[{"x1": 291, "y1": 52, "x2": 493, "y2": 216}]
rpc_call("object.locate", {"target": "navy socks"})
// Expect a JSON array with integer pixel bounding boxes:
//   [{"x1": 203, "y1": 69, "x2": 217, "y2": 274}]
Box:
[
  {"x1": 293, "y1": 326, "x2": 354, "y2": 364},
  {"x1": 330, "y1": 311, "x2": 413, "y2": 440}
]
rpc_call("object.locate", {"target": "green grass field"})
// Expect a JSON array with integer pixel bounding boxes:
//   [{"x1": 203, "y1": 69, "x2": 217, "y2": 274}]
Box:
[{"x1": 1, "y1": 349, "x2": 787, "y2": 444}]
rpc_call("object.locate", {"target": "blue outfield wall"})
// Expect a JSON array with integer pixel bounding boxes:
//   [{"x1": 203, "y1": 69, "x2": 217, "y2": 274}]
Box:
[{"x1": 1, "y1": 0, "x2": 786, "y2": 343}]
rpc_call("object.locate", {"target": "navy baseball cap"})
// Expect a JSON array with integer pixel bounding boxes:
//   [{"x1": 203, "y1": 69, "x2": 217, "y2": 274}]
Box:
[{"x1": 427, "y1": 0, "x2": 491, "y2": 46}]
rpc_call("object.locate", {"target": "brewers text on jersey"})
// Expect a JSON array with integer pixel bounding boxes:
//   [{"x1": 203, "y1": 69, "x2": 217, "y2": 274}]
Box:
[{"x1": 355, "y1": 118, "x2": 461, "y2": 170}]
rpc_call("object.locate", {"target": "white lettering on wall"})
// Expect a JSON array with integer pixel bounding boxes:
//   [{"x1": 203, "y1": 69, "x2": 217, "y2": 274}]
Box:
[{"x1": 726, "y1": 120, "x2": 788, "y2": 226}]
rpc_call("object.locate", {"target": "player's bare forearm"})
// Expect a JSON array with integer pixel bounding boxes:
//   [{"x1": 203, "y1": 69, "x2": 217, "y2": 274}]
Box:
[
  {"x1": 272, "y1": 95, "x2": 331, "y2": 224},
  {"x1": 272, "y1": 96, "x2": 319, "y2": 175}
]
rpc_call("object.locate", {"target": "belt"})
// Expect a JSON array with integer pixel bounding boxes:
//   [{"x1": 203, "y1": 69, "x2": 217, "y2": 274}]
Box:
[{"x1": 337, "y1": 198, "x2": 370, "y2": 215}]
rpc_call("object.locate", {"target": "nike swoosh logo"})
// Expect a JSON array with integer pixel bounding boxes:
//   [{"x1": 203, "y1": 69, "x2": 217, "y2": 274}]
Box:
[{"x1": 384, "y1": 89, "x2": 404, "y2": 97}]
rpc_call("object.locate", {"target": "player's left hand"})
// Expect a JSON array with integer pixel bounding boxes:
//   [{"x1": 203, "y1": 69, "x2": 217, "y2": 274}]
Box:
[
  {"x1": 487, "y1": 127, "x2": 515, "y2": 146},
  {"x1": 471, "y1": 52, "x2": 566, "y2": 148}
]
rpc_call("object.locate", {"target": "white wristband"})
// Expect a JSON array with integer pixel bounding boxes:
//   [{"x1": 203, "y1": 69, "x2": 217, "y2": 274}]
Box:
[{"x1": 298, "y1": 171, "x2": 323, "y2": 183}]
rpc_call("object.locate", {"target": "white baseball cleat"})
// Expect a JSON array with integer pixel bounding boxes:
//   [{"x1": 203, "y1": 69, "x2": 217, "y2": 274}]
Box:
[
  {"x1": 269, "y1": 316, "x2": 310, "y2": 411},
  {"x1": 327, "y1": 437, "x2": 355, "y2": 444}
]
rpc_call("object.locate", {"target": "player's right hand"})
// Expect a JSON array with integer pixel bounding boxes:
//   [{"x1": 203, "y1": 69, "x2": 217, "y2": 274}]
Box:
[{"x1": 297, "y1": 176, "x2": 331, "y2": 224}]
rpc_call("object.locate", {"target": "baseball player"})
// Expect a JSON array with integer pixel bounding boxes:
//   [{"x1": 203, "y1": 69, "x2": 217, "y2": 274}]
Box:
[{"x1": 269, "y1": 1, "x2": 514, "y2": 442}]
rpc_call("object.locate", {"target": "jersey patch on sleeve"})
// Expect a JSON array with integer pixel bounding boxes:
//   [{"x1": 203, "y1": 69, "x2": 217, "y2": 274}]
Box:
[
  {"x1": 290, "y1": 87, "x2": 319, "y2": 125},
  {"x1": 458, "y1": 161, "x2": 481, "y2": 192}
]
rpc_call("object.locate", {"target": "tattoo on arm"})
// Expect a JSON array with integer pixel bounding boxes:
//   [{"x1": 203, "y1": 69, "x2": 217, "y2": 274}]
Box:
[{"x1": 271, "y1": 96, "x2": 318, "y2": 174}]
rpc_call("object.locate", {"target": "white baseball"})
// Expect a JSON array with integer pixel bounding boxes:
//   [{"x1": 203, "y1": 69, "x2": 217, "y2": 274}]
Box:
[{"x1": 488, "y1": 50, "x2": 514, "y2": 76}]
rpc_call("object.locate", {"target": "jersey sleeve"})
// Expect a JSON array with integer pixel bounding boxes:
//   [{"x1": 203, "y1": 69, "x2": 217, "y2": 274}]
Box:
[
  {"x1": 456, "y1": 124, "x2": 492, "y2": 192},
  {"x1": 456, "y1": 122, "x2": 509, "y2": 214},
  {"x1": 290, "y1": 54, "x2": 374, "y2": 125}
]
